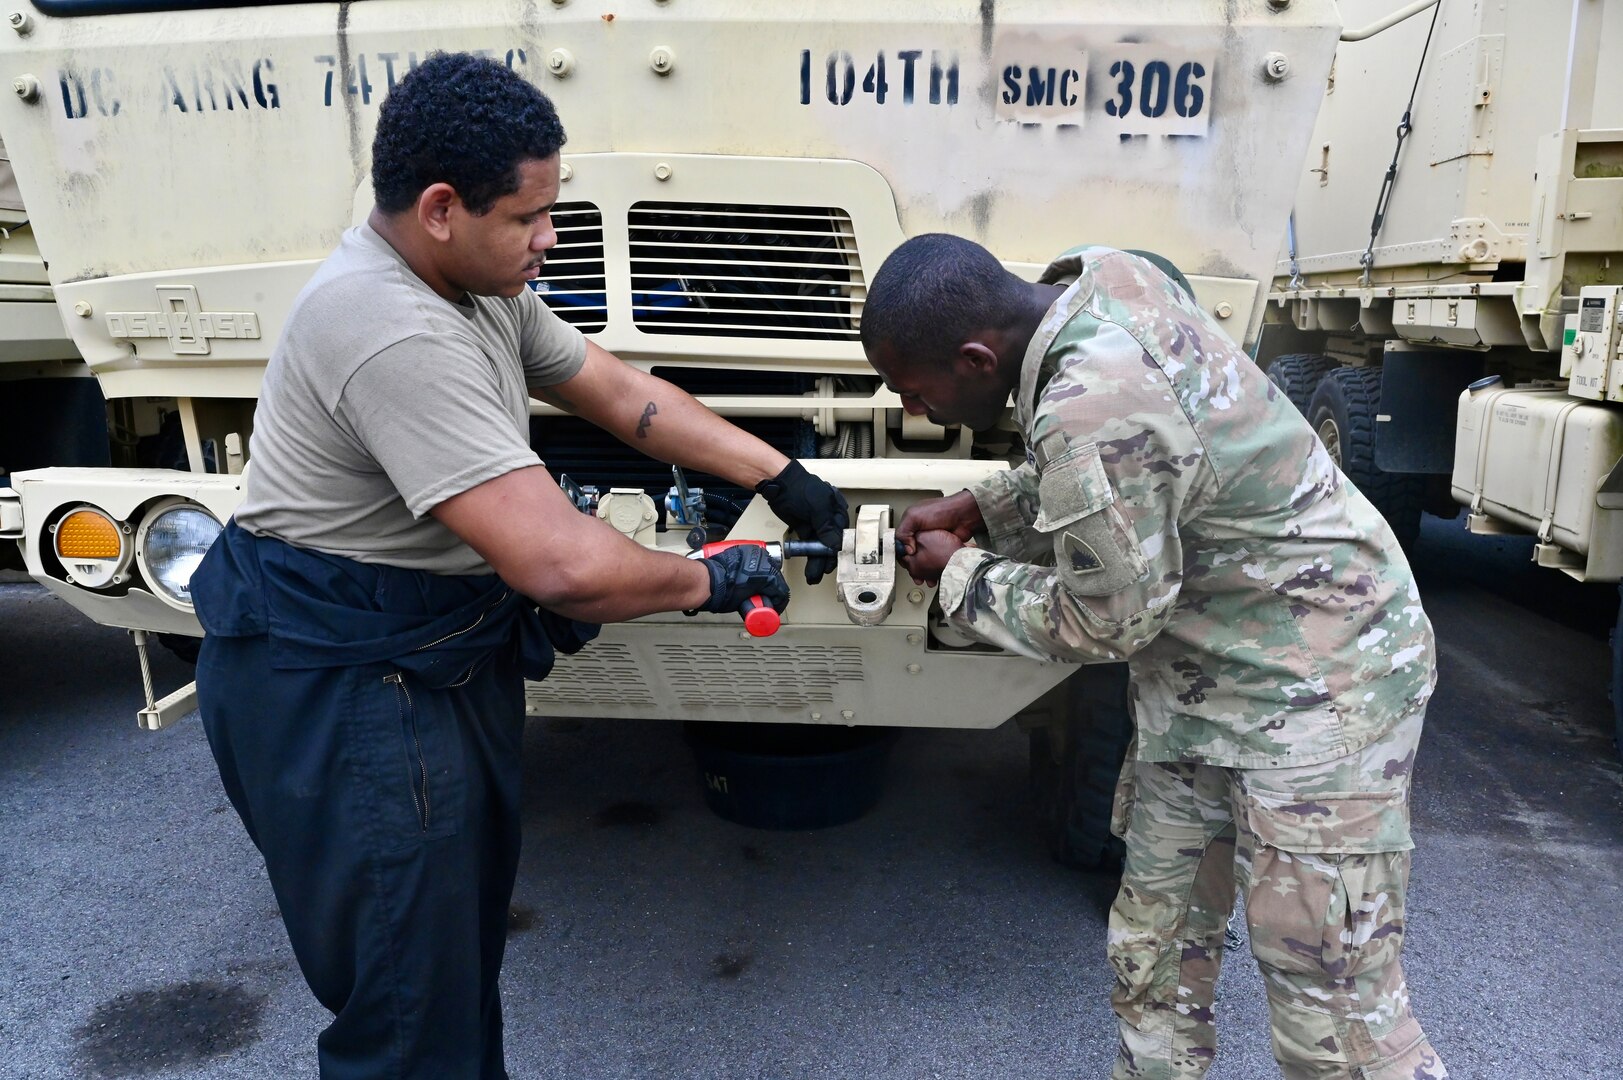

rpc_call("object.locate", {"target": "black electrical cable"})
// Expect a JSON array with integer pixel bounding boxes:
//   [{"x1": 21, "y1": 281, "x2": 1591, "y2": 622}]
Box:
[
  {"x1": 1357, "y1": 1, "x2": 1443, "y2": 283},
  {"x1": 702, "y1": 493, "x2": 746, "y2": 527}
]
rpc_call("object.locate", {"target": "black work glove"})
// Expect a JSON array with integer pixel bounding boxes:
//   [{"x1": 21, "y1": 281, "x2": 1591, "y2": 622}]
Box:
[
  {"x1": 755, "y1": 460, "x2": 849, "y2": 585},
  {"x1": 696, "y1": 543, "x2": 791, "y2": 615}
]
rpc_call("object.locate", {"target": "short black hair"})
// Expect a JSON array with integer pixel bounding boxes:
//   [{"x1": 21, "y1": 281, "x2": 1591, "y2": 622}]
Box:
[
  {"x1": 860, "y1": 234, "x2": 1027, "y2": 365},
  {"x1": 371, "y1": 52, "x2": 567, "y2": 215}
]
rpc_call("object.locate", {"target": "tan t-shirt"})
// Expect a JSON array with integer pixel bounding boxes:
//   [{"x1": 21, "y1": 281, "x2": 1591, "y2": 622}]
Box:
[{"x1": 234, "y1": 222, "x2": 587, "y2": 574}]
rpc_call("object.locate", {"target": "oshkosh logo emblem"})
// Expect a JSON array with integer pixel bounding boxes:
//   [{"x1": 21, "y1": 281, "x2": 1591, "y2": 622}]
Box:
[{"x1": 105, "y1": 285, "x2": 261, "y2": 356}]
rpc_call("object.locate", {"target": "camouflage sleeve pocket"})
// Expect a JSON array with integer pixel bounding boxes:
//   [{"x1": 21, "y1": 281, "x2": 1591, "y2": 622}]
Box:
[{"x1": 1032, "y1": 441, "x2": 1150, "y2": 597}]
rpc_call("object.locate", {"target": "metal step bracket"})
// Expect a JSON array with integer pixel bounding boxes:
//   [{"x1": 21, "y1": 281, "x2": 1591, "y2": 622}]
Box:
[{"x1": 130, "y1": 629, "x2": 198, "y2": 731}]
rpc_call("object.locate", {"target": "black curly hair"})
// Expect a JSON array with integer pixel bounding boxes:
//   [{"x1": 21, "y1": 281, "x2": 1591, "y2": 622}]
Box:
[
  {"x1": 860, "y1": 234, "x2": 1027, "y2": 366},
  {"x1": 371, "y1": 52, "x2": 567, "y2": 216}
]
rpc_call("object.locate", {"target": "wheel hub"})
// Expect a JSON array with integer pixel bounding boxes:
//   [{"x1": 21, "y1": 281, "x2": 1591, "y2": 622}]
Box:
[{"x1": 1316, "y1": 417, "x2": 1343, "y2": 467}]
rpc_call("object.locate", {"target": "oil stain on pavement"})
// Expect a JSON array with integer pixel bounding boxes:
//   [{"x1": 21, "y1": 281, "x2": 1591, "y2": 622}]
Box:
[
  {"x1": 73, "y1": 979, "x2": 266, "y2": 1076},
  {"x1": 507, "y1": 903, "x2": 539, "y2": 934}
]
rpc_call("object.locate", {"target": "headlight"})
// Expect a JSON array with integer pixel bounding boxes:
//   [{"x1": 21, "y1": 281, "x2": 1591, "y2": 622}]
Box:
[
  {"x1": 135, "y1": 499, "x2": 223, "y2": 610},
  {"x1": 51, "y1": 505, "x2": 133, "y2": 588}
]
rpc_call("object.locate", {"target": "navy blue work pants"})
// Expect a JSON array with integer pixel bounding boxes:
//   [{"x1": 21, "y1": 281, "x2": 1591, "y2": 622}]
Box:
[{"x1": 198, "y1": 631, "x2": 526, "y2": 1079}]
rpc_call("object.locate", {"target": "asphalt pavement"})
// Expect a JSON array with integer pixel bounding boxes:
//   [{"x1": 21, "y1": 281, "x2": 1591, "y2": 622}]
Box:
[{"x1": 2, "y1": 514, "x2": 1620, "y2": 1079}]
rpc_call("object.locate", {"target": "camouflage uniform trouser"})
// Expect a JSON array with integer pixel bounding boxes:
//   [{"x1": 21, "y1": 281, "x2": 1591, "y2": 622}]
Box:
[{"x1": 1107, "y1": 708, "x2": 1446, "y2": 1080}]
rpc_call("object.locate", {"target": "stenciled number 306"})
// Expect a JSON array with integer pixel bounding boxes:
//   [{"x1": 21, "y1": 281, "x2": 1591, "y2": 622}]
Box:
[{"x1": 1106, "y1": 59, "x2": 1206, "y2": 119}]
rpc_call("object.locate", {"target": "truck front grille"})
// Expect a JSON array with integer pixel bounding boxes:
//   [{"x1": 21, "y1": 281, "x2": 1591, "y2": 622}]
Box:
[
  {"x1": 628, "y1": 202, "x2": 863, "y2": 340},
  {"x1": 530, "y1": 201, "x2": 607, "y2": 333}
]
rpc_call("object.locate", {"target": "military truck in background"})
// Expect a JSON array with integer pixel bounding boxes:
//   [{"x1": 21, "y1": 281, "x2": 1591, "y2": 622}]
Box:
[
  {"x1": 0, "y1": 135, "x2": 109, "y2": 572},
  {"x1": 0, "y1": 141, "x2": 197, "y2": 644},
  {"x1": 1260, "y1": 0, "x2": 1623, "y2": 746},
  {"x1": 0, "y1": 0, "x2": 1349, "y2": 868}
]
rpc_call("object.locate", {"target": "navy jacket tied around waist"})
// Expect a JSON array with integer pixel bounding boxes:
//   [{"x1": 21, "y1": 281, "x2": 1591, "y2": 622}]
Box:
[{"x1": 191, "y1": 521, "x2": 597, "y2": 688}]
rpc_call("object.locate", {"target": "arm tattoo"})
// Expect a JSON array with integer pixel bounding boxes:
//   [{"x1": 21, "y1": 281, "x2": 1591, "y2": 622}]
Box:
[{"x1": 635, "y1": 400, "x2": 658, "y2": 439}]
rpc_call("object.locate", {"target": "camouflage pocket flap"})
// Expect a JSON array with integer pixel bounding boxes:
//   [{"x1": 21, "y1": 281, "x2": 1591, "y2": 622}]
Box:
[
  {"x1": 1032, "y1": 442, "x2": 1113, "y2": 532},
  {"x1": 1243, "y1": 789, "x2": 1414, "y2": 855}
]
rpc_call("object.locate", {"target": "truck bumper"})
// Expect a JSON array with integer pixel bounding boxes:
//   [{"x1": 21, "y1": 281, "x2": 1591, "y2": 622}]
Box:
[
  {"x1": 526, "y1": 615, "x2": 1071, "y2": 730},
  {"x1": 6, "y1": 466, "x2": 241, "y2": 635},
  {"x1": 8, "y1": 461, "x2": 1075, "y2": 729}
]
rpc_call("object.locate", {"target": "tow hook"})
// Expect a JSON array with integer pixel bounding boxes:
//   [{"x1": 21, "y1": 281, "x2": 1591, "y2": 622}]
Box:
[{"x1": 835, "y1": 504, "x2": 898, "y2": 626}]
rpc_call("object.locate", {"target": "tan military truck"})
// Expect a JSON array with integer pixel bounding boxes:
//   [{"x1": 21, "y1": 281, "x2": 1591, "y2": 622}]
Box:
[
  {"x1": 1261, "y1": 0, "x2": 1623, "y2": 747},
  {"x1": 0, "y1": 143, "x2": 191, "y2": 632},
  {"x1": 0, "y1": 134, "x2": 108, "y2": 568},
  {"x1": 0, "y1": 0, "x2": 1346, "y2": 866}
]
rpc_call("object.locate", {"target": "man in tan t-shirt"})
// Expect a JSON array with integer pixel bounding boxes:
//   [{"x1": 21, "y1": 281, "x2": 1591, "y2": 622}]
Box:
[{"x1": 192, "y1": 53, "x2": 848, "y2": 1080}]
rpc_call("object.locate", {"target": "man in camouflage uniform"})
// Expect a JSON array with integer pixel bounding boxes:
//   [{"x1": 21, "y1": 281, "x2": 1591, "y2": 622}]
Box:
[{"x1": 859, "y1": 234, "x2": 1446, "y2": 1080}]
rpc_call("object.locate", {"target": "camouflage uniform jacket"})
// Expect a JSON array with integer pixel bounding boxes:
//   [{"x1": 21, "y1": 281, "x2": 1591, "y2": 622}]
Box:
[{"x1": 937, "y1": 247, "x2": 1435, "y2": 768}]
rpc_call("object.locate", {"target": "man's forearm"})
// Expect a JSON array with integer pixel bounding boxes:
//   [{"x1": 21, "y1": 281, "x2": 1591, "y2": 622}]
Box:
[
  {"x1": 510, "y1": 530, "x2": 714, "y2": 622},
  {"x1": 432, "y1": 465, "x2": 717, "y2": 622},
  {"x1": 538, "y1": 350, "x2": 789, "y2": 489},
  {"x1": 969, "y1": 464, "x2": 1050, "y2": 564},
  {"x1": 937, "y1": 548, "x2": 1171, "y2": 664},
  {"x1": 613, "y1": 374, "x2": 789, "y2": 489},
  {"x1": 973, "y1": 461, "x2": 1041, "y2": 538}
]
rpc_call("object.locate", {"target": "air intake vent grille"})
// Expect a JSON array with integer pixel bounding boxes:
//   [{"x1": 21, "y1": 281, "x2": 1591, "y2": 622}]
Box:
[
  {"x1": 655, "y1": 643, "x2": 865, "y2": 709},
  {"x1": 526, "y1": 642, "x2": 867, "y2": 714},
  {"x1": 628, "y1": 202, "x2": 862, "y2": 340},
  {"x1": 526, "y1": 643, "x2": 654, "y2": 709},
  {"x1": 530, "y1": 201, "x2": 606, "y2": 333}
]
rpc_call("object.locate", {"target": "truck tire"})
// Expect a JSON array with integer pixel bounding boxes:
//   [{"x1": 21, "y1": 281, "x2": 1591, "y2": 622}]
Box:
[
  {"x1": 1028, "y1": 663, "x2": 1133, "y2": 873},
  {"x1": 1265, "y1": 353, "x2": 1339, "y2": 418},
  {"x1": 1306, "y1": 366, "x2": 1425, "y2": 550}
]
